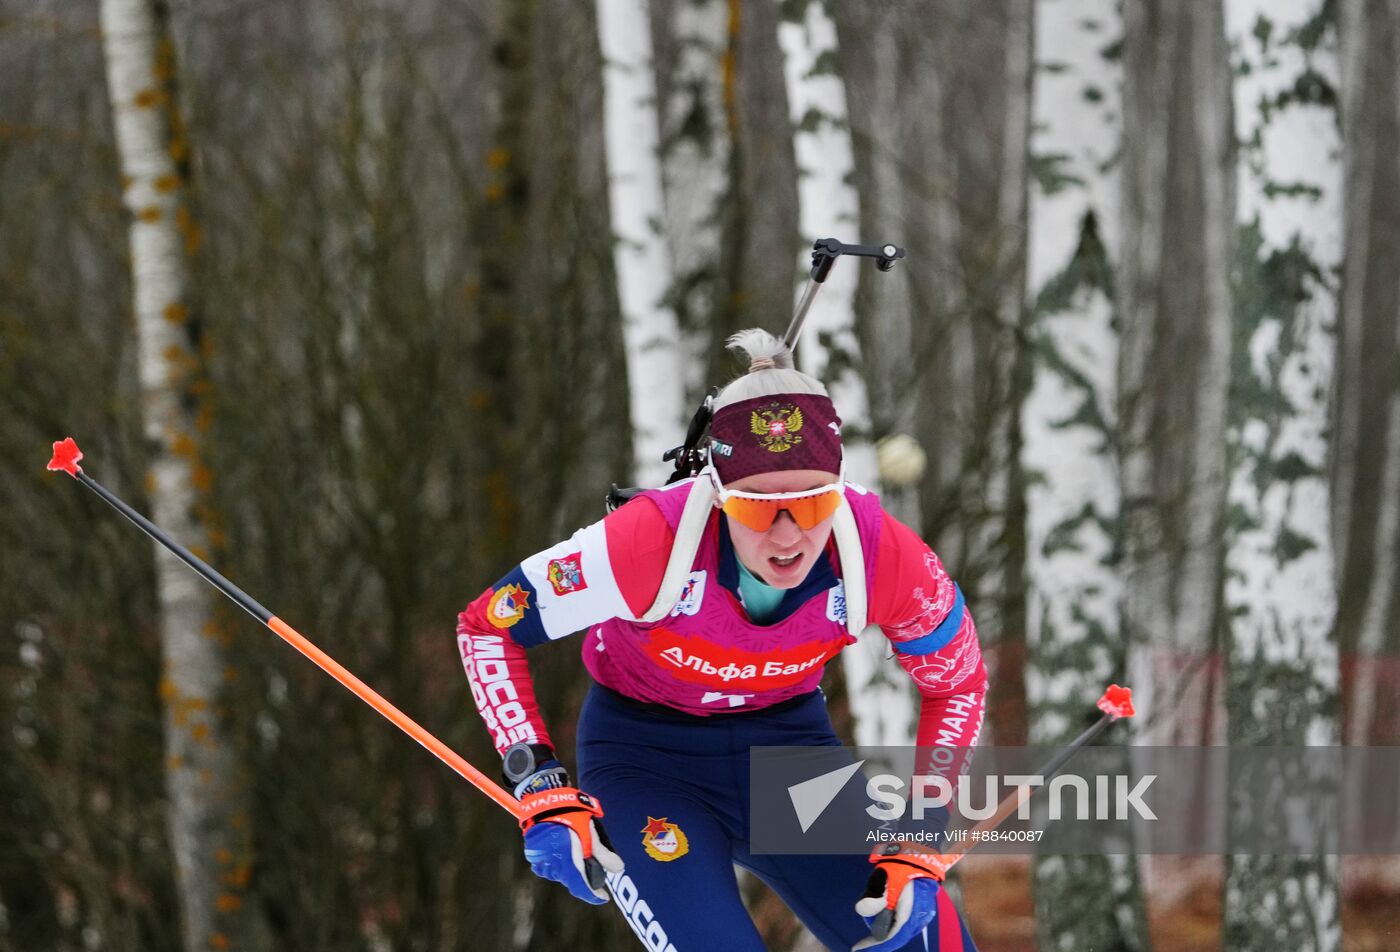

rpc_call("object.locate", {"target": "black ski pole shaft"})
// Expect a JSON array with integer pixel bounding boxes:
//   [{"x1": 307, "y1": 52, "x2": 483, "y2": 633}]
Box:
[
  {"x1": 914, "y1": 684, "x2": 1136, "y2": 878},
  {"x1": 45, "y1": 436, "x2": 526, "y2": 820},
  {"x1": 1033, "y1": 706, "x2": 1122, "y2": 783},
  {"x1": 76, "y1": 455, "x2": 274, "y2": 625}
]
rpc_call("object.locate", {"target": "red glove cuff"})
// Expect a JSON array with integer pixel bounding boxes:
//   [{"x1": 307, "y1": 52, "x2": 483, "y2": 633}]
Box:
[{"x1": 868, "y1": 841, "x2": 952, "y2": 888}]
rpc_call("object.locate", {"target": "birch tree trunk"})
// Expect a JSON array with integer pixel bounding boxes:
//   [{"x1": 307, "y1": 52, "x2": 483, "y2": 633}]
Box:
[
  {"x1": 597, "y1": 0, "x2": 687, "y2": 487},
  {"x1": 99, "y1": 1, "x2": 262, "y2": 948},
  {"x1": 780, "y1": 0, "x2": 915, "y2": 748},
  {"x1": 1119, "y1": 0, "x2": 1235, "y2": 748},
  {"x1": 1222, "y1": 0, "x2": 1342, "y2": 941},
  {"x1": 1022, "y1": 1, "x2": 1150, "y2": 947}
]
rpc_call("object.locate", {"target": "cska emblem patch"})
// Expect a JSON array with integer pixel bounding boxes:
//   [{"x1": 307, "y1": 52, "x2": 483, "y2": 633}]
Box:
[
  {"x1": 641, "y1": 816, "x2": 690, "y2": 862},
  {"x1": 547, "y1": 553, "x2": 587, "y2": 596},
  {"x1": 486, "y1": 584, "x2": 530, "y2": 629},
  {"x1": 751, "y1": 403, "x2": 804, "y2": 453}
]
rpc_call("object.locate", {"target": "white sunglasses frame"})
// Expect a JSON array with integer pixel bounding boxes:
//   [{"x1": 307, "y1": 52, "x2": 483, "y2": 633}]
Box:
[{"x1": 706, "y1": 462, "x2": 847, "y2": 528}]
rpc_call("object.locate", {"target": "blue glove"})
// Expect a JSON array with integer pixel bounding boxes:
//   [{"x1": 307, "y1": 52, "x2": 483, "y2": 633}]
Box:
[
  {"x1": 516, "y1": 765, "x2": 623, "y2": 905},
  {"x1": 852, "y1": 843, "x2": 946, "y2": 951}
]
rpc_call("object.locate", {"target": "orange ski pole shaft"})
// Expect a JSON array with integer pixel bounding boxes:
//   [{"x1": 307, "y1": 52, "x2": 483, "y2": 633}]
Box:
[{"x1": 47, "y1": 437, "x2": 523, "y2": 821}]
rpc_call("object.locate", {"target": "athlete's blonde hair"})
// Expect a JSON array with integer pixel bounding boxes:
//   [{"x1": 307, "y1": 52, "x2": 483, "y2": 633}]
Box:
[{"x1": 712, "y1": 329, "x2": 829, "y2": 411}]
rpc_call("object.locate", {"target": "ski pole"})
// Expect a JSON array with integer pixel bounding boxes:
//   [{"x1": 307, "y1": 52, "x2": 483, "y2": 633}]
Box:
[
  {"x1": 944, "y1": 683, "x2": 1134, "y2": 861},
  {"x1": 868, "y1": 685, "x2": 1135, "y2": 941},
  {"x1": 913, "y1": 685, "x2": 1135, "y2": 878},
  {"x1": 46, "y1": 437, "x2": 524, "y2": 821}
]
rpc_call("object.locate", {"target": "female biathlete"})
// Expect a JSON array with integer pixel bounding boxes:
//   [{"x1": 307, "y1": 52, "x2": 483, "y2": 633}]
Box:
[{"x1": 456, "y1": 330, "x2": 986, "y2": 951}]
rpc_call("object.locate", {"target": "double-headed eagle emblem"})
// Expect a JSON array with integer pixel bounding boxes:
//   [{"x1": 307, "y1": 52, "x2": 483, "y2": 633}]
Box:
[{"x1": 751, "y1": 403, "x2": 804, "y2": 453}]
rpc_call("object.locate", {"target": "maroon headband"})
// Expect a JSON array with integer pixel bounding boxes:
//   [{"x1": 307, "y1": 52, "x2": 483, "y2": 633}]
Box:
[{"x1": 708, "y1": 393, "x2": 843, "y2": 483}]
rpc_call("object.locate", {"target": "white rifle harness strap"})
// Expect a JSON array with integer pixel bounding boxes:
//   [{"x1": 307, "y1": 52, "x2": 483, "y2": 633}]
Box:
[{"x1": 639, "y1": 470, "x2": 869, "y2": 637}]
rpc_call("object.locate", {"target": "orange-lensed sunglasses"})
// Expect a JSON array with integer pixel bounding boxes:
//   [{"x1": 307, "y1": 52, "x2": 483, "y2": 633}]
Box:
[{"x1": 711, "y1": 468, "x2": 846, "y2": 532}]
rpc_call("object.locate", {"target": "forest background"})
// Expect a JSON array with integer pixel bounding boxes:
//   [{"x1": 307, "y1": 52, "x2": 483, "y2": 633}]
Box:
[{"x1": 2, "y1": 0, "x2": 1397, "y2": 949}]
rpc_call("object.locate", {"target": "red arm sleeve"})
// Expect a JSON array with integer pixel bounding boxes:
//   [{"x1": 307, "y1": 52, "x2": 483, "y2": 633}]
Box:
[
  {"x1": 457, "y1": 598, "x2": 552, "y2": 754},
  {"x1": 869, "y1": 512, "x2": 988, "y2": 753},
  {"x1": 602, "y1": 496, "x2": 672, "y2": 618},
  {"x1": 455, "y1": 497, "x2": 673, "y2": 755}
]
